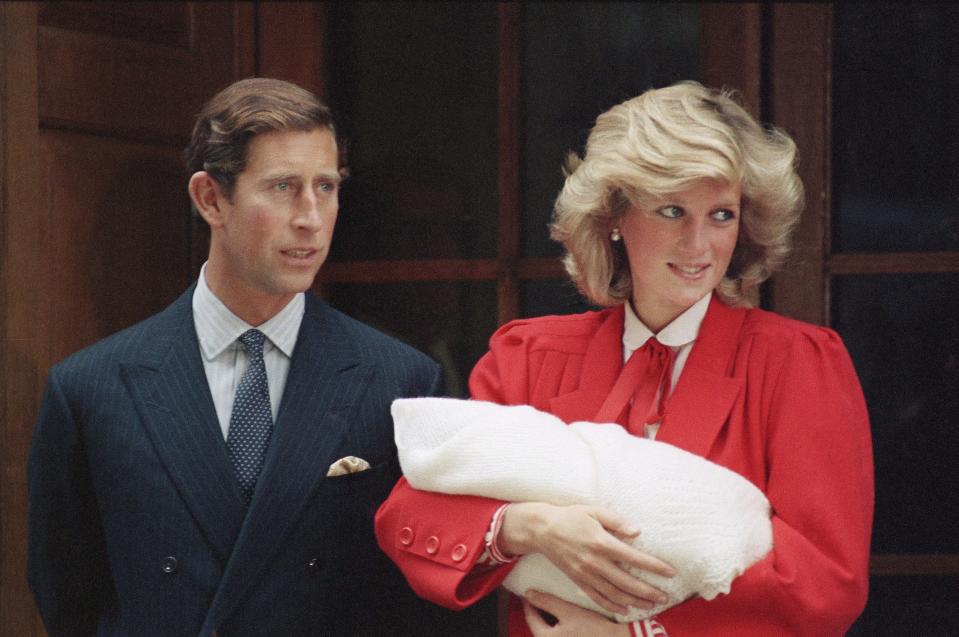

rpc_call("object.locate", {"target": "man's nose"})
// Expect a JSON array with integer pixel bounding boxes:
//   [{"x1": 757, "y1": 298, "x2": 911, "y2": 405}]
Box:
[{"x1": 293, "y1": 191, "x2": 324, "y2": 230}]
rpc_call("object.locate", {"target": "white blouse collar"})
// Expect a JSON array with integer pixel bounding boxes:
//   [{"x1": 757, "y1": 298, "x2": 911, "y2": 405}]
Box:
[{"x1": 623, "y1": 291, "x2": 712, "y2": 354}]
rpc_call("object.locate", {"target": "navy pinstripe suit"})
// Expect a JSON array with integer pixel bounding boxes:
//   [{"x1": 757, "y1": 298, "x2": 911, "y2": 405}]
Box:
[{"x1": 27, "y1": 285, "x2": 486, "y2": 636}]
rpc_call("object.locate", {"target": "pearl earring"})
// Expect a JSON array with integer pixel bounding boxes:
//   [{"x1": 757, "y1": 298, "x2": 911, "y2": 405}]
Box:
[{"x1": 610, "y1": 227, "x2": 622, "y2": 242}]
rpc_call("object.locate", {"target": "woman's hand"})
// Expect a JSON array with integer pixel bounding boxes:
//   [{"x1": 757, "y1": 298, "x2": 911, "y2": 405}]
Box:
[
  {"x1": 522, "y1": 590, "x2": 631, "y2": 636},
  {"x1": 499, "y1": 502, "x2": 675, "y2": 615}
]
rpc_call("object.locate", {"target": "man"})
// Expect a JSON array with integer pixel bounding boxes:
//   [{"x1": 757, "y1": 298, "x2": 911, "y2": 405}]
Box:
[{"x1": 27, "y1": 78, "x2": 489, "y2": 636}]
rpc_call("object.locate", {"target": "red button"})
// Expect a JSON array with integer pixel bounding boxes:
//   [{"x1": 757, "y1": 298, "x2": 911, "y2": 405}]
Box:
[
  {"x1": 451, "y1": 543, "x2": 468, "y2": 562},
  {"x1": 425, "y1": 535, "x2": 440, "y2": 555},
  {"x1": 399, "y1": 527, "x2": 414, "y2": 546}
]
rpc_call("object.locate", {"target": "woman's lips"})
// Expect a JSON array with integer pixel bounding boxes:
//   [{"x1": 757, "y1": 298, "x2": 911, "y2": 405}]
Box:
[{"x1": 669, "y1": 263, "x2": 710, "y2": 278}]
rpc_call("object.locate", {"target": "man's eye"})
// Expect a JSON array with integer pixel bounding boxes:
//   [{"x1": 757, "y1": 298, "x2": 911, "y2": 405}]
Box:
[
  {"x1": 318, "y1": 182, "x2": 334, "y2": 193},
  {"x1": 275, "y1": 182, "x2": 290, "y2": 192},
  {"x1": 658, "y1": 205, "x2": 683, "y2": 219}
]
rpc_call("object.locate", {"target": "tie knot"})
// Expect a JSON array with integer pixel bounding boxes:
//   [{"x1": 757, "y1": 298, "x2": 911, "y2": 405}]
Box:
[
  {"x1": 239, "y1": 329, "x2": 267, "y2": 357},
  {"x1": 642, "y1": 337, "x2": 671, "y2": 360}
]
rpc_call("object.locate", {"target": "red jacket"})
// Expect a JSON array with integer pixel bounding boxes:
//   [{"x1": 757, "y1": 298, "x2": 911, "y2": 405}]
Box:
[{"x1": 376, "y1": 296, "x2": 874, "y2": 636}]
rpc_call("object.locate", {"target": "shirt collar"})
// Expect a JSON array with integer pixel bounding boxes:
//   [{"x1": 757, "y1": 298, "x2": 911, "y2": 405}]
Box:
[
  {"x1": 623, "y1": 291, "x2": 712, "y2": 354},
  {"x1": 193, "y1": 262, "x2": 304, "y2": 361}
]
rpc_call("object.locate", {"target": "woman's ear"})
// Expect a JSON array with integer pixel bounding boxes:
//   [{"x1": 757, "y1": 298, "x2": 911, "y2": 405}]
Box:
[{"x1": 188, "y1": 172, "x2": 227, "y2": 227}]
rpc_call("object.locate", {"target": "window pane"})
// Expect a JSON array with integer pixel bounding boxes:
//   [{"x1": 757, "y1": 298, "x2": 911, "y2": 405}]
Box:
[
  {"x1": 832, "y1": 274, "x2": 959, "y2": 553},
  {"x1": 521, "y1": 279, "x2": 596, "y2": 319},
  {"x1": 847, "y1": 576, "x2": 959, "y2": 637},
  {"x1": 833, "y1": 5, "x2": 959, "y2": 252},
  {"x1": 521, "y1": 3, "x2": 700, "y2": 258},
  {"x1": 328, "y1": 3, "x2": 498, "y2": 261},
  {"x1": 325, "y1": 282, "x2": 497, "y2": 398}
]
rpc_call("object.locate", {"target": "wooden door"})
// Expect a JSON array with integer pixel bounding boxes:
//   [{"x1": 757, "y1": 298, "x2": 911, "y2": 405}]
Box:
[{"x1": 0, "y1": 3, "x2": 254, "y2": 633}]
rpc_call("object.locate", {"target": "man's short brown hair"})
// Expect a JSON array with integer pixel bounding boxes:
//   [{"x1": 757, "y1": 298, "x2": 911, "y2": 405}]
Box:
[{"x1": 185, "y1": 78, "x2": 347, "y2": 199}]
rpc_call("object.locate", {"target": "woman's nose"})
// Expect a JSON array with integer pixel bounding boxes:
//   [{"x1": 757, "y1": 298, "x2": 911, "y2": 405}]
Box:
[{"x1": 679, "y1": 218, "x2": 707, "y2": 253}]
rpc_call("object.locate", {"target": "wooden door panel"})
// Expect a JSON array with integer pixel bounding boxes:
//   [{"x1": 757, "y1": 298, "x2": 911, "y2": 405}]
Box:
[
  {"x1": 40, "y1": 130, "x2": 192, "y2": 359},
  {"x1": 39, "y1": 2, "x2": 192, "y2": 48},
  {"x1": 38, "y1": 25, "x2": 194, "y2": 140},
  {"x1": 38, "y1": 2, "x2": 248, "y2": 142}
]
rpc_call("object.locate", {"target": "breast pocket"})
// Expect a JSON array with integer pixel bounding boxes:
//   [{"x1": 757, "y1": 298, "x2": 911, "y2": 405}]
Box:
[
  {"x1": 322, "y1": 457, "x2": 399, "y2": 517},
  {"x1": 317, "y1": 457, "x2": 400, "y2": 578}
]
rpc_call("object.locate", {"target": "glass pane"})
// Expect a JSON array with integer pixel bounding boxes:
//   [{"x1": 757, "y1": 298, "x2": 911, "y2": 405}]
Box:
[
  {"x1": 521, "y1": 3, "x2": 700, "y2": 258},
  {"x1": 833, "y1": 5, "x2": 959, "y2": 252},
  {"x1": 325, "y1": 282, "x2": 497, "y2": 398},
  {"x1": 327, "y1": 2, "x2": 498, "y2": 261},
  {"x1": 832, "y1": 274, "x2": 959, "y2": 553},
  {"x1": 847, "y1": 576, "x2": 959, "y2": 637},
  {"x1": 521, "y1": 279, "x2": 597, "y2": 319}
]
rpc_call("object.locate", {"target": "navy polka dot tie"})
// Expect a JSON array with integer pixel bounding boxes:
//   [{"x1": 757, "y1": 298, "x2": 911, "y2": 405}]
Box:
[{"x1": 226, "y1": 329, "x2": 274, "y2": 504}]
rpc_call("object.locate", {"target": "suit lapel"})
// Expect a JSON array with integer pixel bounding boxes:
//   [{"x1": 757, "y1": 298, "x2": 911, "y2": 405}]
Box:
[
  {"x1": 549, "y1": 307, "x2": 625, "y2": 423},
  {"x1": 206, "y1": 296, "x2": 373, "y2": 628},
  {"x1": 656, "y1": 296, "x2": 745, "y2": 457},
  {"x1": 121, "y1": 287, "x2": 246, "y2": 563}
]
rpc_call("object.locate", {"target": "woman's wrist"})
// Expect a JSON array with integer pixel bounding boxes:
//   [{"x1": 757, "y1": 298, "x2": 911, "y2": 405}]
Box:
[
  {"x1": 487, "y1": 504, "x2": 518, "y2": 563},
  {"x1": 498, "y1": 501, "x2": 549, "y2": 557}
]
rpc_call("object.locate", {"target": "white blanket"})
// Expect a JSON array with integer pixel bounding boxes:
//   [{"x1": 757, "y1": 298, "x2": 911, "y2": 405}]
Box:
[{"x1": 392, "y1": 397, "x2": 772, "y2": 622}]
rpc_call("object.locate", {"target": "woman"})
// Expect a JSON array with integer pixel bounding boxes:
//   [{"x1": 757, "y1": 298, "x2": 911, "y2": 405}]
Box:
[{"x1": 375, "y1": 82, "x2": 873, "y2": 636}]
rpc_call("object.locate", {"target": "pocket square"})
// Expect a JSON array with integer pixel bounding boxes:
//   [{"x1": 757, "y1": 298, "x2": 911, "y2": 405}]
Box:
[{"x1": 326, "y1": 455, "x2": 371, "y2": 477}]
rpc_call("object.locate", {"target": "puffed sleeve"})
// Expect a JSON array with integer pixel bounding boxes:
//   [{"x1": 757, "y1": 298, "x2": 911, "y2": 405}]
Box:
[
  {"x1": 658, "y1": 326, "x2": 874, "y2": 636},
  {"x1": 374, "y1": 323, "x2": 531, "y2": 609}
]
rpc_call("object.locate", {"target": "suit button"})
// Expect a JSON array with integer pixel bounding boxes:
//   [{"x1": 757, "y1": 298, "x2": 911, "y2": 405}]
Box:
[
  {"x1": 307, "y1": 557, "x2": 321, "y2": 574},
  {"x1": 425, "y1": 535, "x2": 440, "y2": 555},
  {"x1": 399, "y1": 527, "x2": 414, "y2": 546},
  {"x1": 161, "y1": 556, "x2": 178, "y2": 574},
  {"x1": 451, "y1": 544, "x2": 468, "y2": 562}
]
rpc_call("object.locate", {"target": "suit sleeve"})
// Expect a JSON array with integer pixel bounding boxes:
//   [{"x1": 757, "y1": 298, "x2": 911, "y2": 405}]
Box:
[
  {"x1": 28, "y1": 365, "x2": 113, "y2": 637},
  {"x1": 374, "y1": 329, "x2": 529, "y2": 610},
  {"x1": 658, "y1": 328, "x2": 874, "y2": 636}
]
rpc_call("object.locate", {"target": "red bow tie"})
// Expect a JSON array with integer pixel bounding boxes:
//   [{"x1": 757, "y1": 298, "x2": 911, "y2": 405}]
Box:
[{"x1": 595, "y1": 337, "x2": 676, "y2": 437}]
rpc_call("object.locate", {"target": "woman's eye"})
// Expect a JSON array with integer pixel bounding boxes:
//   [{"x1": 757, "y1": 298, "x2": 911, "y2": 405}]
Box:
[
  {"x1": 658, "y1": 205, "x2": 683, "y2": 219},
  {"x1": 712, "y1": 209, "x2": 736, "y2": 222}
]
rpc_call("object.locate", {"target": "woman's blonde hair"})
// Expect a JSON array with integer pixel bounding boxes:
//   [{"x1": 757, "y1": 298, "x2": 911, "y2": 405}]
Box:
[{"x1": 551, "y1": 81, "x2": 804, "y2": 308}]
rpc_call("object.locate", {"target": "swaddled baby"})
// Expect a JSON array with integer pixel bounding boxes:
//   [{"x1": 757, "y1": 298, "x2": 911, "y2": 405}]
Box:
[{"x1": 391, "y1": 397, "x2": 772, "y2": 622}]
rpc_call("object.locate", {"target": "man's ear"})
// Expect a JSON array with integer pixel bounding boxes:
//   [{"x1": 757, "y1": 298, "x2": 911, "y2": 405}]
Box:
[{"x1": 189, "y1": 171, "x2": 228, "y2": 227}]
